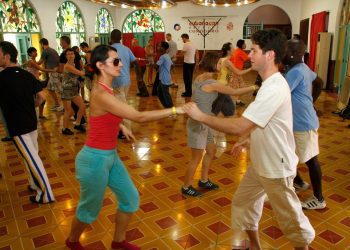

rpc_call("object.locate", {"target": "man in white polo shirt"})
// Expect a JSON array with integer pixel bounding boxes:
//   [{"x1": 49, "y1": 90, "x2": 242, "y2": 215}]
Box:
[
  {"x1": 179, "y1": 33, "x2": 199, "y2": 97},
  {"x1": 183, "y1": 29, "x2": 315, "y2": 249}
]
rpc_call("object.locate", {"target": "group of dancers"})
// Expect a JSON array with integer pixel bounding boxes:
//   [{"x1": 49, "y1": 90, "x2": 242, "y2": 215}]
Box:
[{"x1": 0, "y1": 27, "x2": 325, "y2": 249}]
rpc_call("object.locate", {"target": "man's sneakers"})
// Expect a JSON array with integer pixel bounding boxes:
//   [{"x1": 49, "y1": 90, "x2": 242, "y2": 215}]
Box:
[
  {"x1": 301, "y1": 195, "x2": 326, "y2": 210},
  {"x1": 294, "y1": 181, "x2": 310, "y2": 192},
  {"x1": 182, "y1": 179, "x2": 219, "y2": 197}
]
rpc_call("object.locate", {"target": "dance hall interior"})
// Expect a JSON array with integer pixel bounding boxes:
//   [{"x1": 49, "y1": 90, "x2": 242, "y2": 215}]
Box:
[{"x1": 0, "y1": 0, "x2": 350, "y2": 249}]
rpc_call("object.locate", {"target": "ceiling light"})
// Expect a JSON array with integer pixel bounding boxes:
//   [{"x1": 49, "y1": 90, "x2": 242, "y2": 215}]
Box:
[{"x1": 191, "y1": 0, "x2": 259, "y2": 7}]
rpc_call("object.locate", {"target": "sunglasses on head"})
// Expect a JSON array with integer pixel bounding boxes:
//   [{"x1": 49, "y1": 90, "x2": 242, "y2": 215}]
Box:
[{"x1": 105, "y1": 58, "x2": 121, "y2": 66}]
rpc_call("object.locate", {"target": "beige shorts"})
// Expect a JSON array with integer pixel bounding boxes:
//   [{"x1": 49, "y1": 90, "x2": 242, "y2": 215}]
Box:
[
  {"x1": 294, "y1": 129, "x2": 319, "y2": 163},
  {"x1": 187, "y1": 118, "x2": 216, "y2": 149},
  {"x1": 47, "y1": 72, "x2": 62, "y2": 92},
  {"x1": 231, "y1": 167, "x2": 315, "y2": 247}
]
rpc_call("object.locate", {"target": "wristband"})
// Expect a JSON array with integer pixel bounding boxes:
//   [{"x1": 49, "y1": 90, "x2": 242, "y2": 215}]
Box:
[{"x1": 172, "y1": 106, "x2": 177, "y2": 115}]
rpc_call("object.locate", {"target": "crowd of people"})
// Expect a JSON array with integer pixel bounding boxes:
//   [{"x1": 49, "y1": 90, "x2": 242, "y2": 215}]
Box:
[{"x1": 0, "y1": 28, "x2": 326, "y2": 250}]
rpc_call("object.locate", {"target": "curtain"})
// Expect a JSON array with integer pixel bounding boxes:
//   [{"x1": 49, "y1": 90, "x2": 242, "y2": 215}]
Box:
[
  {"x1": 308, "y1": 11, "x2": 327, "y2": 71},
  {"x1": 122, "y1": 33, "x2": 134, "y2": 49},
  {"x1": 153, "y1": 32, "x2": 165, "y2": 50}
]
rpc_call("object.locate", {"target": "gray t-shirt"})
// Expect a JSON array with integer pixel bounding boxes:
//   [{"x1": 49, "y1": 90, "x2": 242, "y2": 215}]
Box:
[
  {"x1": 40, "y1": 47, "x2": 60, "y2": 69},
  {"x1": 167, "y1": 40, "x2": 178, "y2": 59}
]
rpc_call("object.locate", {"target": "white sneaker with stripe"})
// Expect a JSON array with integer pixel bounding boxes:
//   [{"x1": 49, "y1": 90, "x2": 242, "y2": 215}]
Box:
[{"x1": 301, "y1": 195, "x2": 326, "y2": 210}]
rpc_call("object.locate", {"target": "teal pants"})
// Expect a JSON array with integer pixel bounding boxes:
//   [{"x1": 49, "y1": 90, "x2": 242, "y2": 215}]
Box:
[{"x1": 75, "y1": 146, "x2": 139, "y2": 224}]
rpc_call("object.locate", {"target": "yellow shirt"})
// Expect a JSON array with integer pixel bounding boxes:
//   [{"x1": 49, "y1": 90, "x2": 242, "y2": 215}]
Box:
[{"x1": 217, "y1": 58, "x2": 230, "y2": 85}]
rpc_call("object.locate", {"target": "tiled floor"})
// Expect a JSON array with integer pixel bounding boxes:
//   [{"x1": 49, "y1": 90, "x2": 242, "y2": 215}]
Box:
[{"x1": 0, "y1": 69, "x2": 350, "y2": 249}]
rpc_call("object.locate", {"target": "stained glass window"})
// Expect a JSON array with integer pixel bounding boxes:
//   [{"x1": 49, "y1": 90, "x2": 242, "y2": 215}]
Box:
[
  {"x1": 122, "y1": 9, "x2": 164, "y2": 33},
  {"x1": 56, "y1": 1, "x2": 85, "y2": 52},
  {"x1": 0, "y1": 0, "x2": 40, "y2": 33},
  {"x1": 95, "y1": 8, "x2": 114, "y2": 34}
]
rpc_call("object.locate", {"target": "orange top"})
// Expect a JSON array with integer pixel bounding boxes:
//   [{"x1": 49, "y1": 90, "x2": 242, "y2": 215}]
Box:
[{"x1": 230, "y1": 48, "x2": 249, "y2": 70}]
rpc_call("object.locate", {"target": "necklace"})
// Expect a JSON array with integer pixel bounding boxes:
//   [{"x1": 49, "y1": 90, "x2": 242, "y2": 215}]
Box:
[{"x1": 98, "y1": 81, "x2": 113, "y2": 91}]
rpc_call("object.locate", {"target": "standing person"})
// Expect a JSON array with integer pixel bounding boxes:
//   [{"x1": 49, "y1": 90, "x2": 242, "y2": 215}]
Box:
[
  {"x1": 155, "y1": 41, "x2": 173, "y2": 108},
  {"x1": 131, "y1": 38, "x2": 149, "y2": 97},
  {"x1": 165, "y1": 33, "x2": 178, "y2": 88},
  {"x1": 230, "y1": 39, "x2": 250, "y2": 106},
  {"x1": 179, "y1": 33, "x2": 199, "y2": 97},
  {"x1": 80, "y1": 42, "x2": 93, "y2": 97},
  {"x1": 213, "y1": 42, "x2": 251, "y2": 117},
  {"x1": 283, "y1": 39, "x2": 326, "y2": 210},
  {"x1": 110, "y1": 29, "x2": 137, "y2": 136},
  {"x1": 182, "y1": 51, "x2": 257, "y2": 197},
  {"x1": 145, "y1": 37, "x2": 154, "y2": 86},
  {"x1": 25, "y1": 47, "x2": 53, "y2": 119},
  {"x1": 65, "y1": 45, "x2": 184, "y2": 250},
  {"x1": 0, "y1": 41, "x2": 55, "y2": 204},
  {"x1": 61, "y1": 49, "x2": 86, "y2": 135},
  {"x1": 38, "y1": 38, "x2": 62, "y2": 111},
  {"x1": 58, "y1": 36, "x2": 86, "y2": 125},
  {"x1": 183, "y1": 29, "x2": 315, "y2": 249}
]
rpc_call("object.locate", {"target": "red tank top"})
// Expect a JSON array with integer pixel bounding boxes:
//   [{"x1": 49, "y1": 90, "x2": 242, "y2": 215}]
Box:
[{"x1": 85, "y1": 82, "x2": 123, "y2": 150}]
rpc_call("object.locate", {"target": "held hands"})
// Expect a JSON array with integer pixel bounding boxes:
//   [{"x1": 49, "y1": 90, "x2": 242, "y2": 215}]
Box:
[
  {"x1": 120, "y1": 125, "x2": 136, "y2": 141},
  {"x1": 182, "y1": 102, "x2": 205, "y2": 122},
  {"x1": 230, "y1": 137, "x2": 250, "y2": 157}
]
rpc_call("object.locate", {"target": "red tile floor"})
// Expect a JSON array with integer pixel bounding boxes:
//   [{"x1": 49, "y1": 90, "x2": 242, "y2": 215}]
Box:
[{"x1": 0, "y1": 69, "x2": 350, "y2": 249}]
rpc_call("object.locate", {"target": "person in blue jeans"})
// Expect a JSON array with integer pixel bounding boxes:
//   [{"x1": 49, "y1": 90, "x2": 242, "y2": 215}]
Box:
[{"x1": 155, "y1": 41, "x2": 174, "y2": 108}]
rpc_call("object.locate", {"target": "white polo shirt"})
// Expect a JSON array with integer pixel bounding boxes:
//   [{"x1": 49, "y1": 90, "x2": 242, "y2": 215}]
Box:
[
  {"x1": 243, "y1": 72, "x2": 298, "y2": 178},
  {"x1": 183, "y1": 41, "x2": 196, "y2": 64}
]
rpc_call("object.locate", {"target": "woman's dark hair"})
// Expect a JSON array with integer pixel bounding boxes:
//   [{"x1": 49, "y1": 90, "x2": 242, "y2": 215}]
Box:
[
  {"x1": 27, "y1": 47, "x2": 37, "y2": 56},
  {"x1": 221, "y1": 42, "x2": 232, "y2": 57},
  {"x1": 251, "y1": 29, "x2": 287, "y2": 64},
  {"x1": 72, "y1": 46, "x2": 79, "y2": 53},
  {"x1": 65, "y1": 48, "x2": 75, "y2": 54},
  {"x1": 91, "y1": 45, "x2": 117, "y2": 75},
  {"x1": 236, "y1": 39, "x2": 245, "y2": 49},
  {"x1": 200, "y1": 51, "x2": 220, "y2": 72},
  {"x1": 0, "y1": 41, "x2": 18, "y2": 63}
]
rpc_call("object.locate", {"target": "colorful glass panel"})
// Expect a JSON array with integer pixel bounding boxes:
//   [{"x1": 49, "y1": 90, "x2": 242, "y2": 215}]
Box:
[
  {"x1": 122, "y1": 9, "x2": 164, "y2": 33},
  {"x1": 56, "y1": 1, "x2": 85, "y2": 52},
  {"x1": 95, "y1": 8, "x2": 114, "y2": 34},
  {"x1": 0, "y1": 0, "x2": 40, "y2": 33},
  {"x1": 56, "y1": 1, "x2": 85, "y2": 33}
]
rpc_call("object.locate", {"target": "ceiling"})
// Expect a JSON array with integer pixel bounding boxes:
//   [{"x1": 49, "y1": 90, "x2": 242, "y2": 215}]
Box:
[{"x1": 88, "y1": 0, "x2": 259, "y2": 9}]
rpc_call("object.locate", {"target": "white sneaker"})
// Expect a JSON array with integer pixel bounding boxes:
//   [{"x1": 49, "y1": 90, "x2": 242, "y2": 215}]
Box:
[
  {"x1": 294, "y1": 181, "x2": 310, "y2": 192},
  {"x1": 301, "y1": 196, "x2": 326, "y2": 210},
  {"x1": 56, "y1": 106, "x2": 64, "y2": 112}
]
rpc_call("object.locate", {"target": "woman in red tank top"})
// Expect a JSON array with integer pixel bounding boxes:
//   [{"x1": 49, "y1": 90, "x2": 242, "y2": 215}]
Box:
[{"x1": 66, "y1": 45, "x2": 184, "y2": 250}]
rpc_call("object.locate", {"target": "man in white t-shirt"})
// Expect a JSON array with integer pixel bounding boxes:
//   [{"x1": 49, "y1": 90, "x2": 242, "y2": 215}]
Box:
[
  {"x1": 183, "y1": 29, "x2": 315, "y2": 249},
  {"x1": 178, "y1": 33, "x2": 199, "y2": 97}
]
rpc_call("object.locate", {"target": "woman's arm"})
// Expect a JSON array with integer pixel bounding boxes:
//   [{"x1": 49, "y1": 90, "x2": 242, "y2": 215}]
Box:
[
  {"x1": 224, "y1": 59, "x2": 251, "y2": 75},
  {"x1": 64, "y1": 64, "x2": 85, "y2": 77},
  {"x1": 95, "y1": 92, "x2": 183, "y2": 123},
  {"x1": 205, "y1": 82, "x2": 257, "y2": 96},
  {"x1": 27, "y1": 60, "x2": 53, "y2": 72}
]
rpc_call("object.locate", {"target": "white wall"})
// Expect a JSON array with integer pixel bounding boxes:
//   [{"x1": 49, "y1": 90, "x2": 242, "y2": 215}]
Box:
[
  {"x1": 299, "y1": 0, "x2": 343, "y2": 59},
  {"x1": 29, "y1": 0, "x2": 116, "y2": 49},
  {"x1": 113, "y1": 0, "x2": 301, "y2": 51}
]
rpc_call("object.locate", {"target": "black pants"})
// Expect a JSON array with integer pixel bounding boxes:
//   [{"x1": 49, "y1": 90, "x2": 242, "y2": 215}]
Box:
[
  {"x1": 183, "y1": 63, "x2": 195, "y2": 95},
  {"x1": 136, "y1": 66, "x2": 149, "y2": 96},
  {"x1": 157, "y1": 82, "x2": 173, "y2": 108},
  {"x1": 152, "y1": 72, "x2": 160, "y2": 96}
]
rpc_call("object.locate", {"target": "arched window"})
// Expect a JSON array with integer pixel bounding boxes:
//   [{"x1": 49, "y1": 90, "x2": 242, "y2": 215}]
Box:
[
  {"x1": 122, "y1": 9, "x2": 165, "y2": 48},
  {"x1": 56, "y1": 1, "x2": 85, "y2": 52},
  {"x1": 122, "y1": 9, "x2": 165, "y2": 33},
  {"x1": 95, "y1": 8, "x2": 114, "y2": 45},
  {"x1": 0, "y1": 0, "x2": 41, "y2": 64}
]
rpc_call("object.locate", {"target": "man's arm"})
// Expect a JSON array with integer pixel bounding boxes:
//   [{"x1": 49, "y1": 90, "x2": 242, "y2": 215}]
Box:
[{"x1": 183, "y1": 102, "x2": 256, "y2": 136}]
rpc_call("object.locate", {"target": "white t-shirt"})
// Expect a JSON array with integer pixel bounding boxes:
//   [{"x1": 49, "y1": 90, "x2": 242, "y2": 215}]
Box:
[
  {"x1": 183, "y1": 41, "x2": 196, "y2": 64},
  {"x1": 243, "y1": 72, "x2": 298, "y2": 178}
]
